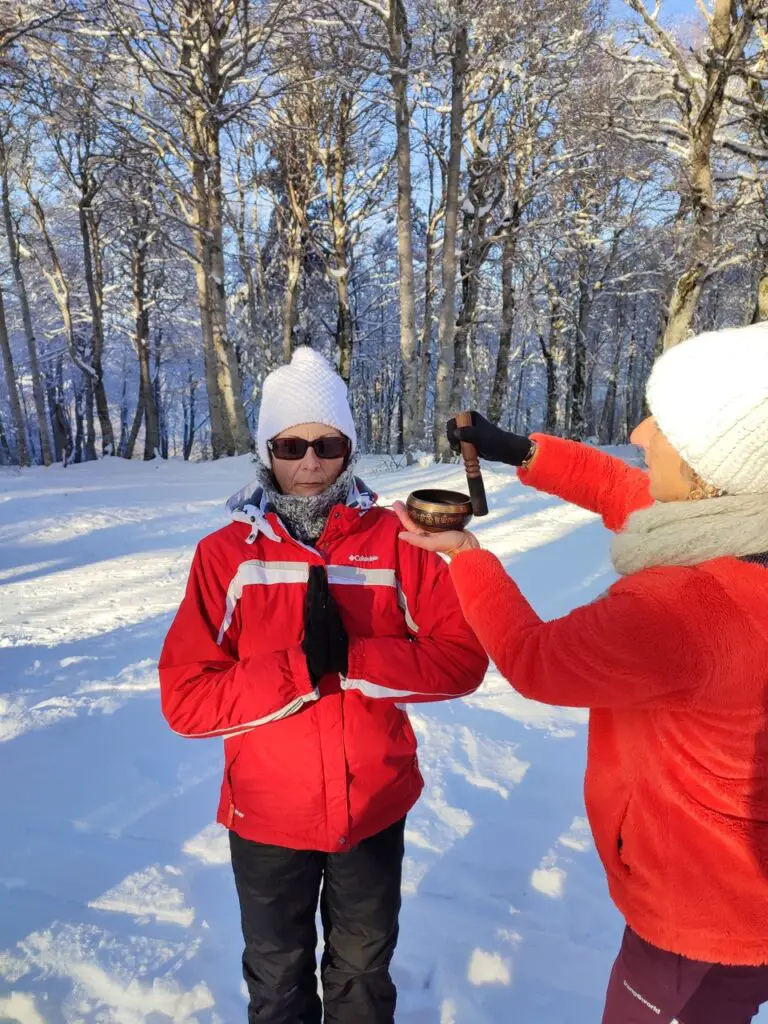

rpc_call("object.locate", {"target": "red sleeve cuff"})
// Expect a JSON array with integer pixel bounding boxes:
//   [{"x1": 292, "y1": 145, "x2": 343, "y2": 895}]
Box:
[{"x1": 517, "y1": 433, "x2": 572, "y2": 491}]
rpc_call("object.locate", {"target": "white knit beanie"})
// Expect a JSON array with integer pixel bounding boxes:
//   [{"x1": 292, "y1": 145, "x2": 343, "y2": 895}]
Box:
[
  {"x1": 646, "y1": 323, "x2": 768, "y2": 494},
  {"x1": 256, "y1": 347, "x2": 356, "y2": 464}
]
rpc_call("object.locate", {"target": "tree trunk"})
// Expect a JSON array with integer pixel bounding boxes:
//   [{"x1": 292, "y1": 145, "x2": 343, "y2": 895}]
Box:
[
  {"x1": 192, "y1": 156, "x2": 231, "y2": 458},
  {"x1": 662, "y1": 0, "x2": 754, "y2": 350},
  {"x1": 188, "y1": 113, "x2": 244, "y2": 458},
  {"x1": 326, "y1": 90, "x2": 355, "y2": 384},
  {"x1": 450, "y1": 268, "x2": 477, "y2": 416},
  {"x1": 0, "y1": 411, "x2": 12, "y2": 464},
  {"x1": 448, "y1": 118, "x2": 494, "y2": 420},
  {"x1": 124, "y1": 386, "x2": 145, "y2": 461},
  {"x1": 624, "y1": 329, "x2": 638, "y2": 441},
  {"x1": 153, "y1": 329, "x2": 167, "y2": 459},
  {"x1": 416, "y1": 112, "x2": 445, "y2": 434},
  {"x1": 128, "y1": 210, "x2": 160, "y2": 460},
  {"x1": 78, "y1": 188, "x2": 114, "y2": 454},
  {"x1": 568, "y1": 345, "x2": 588, "y2": 439},
  {"x1": 73, "y1": 379, "x2": 84, "y2": 463},
  {"x1": 569, "y1": 268, "x2": 591, "y2": 439},
  {"x1": 47, "y1": 355, "x2": 71, "y2": 463},
  {"x1": 539, "y1": 335, "x2": 558, "y2": 434},
  {"x1": 540, "y1": 287, "x2": 564, "y2": 433},
  {"x1": 234, "y1": 190, "x2": 268, "y2": 375},
  {"x1": 388, "y1": 0, "x2": 419, "y2": 452},
  {"x1": 117, "y1": 376, "x2": 129, "y2": 457},
  {"x1": 433, "y1": 22, "x2": 467, "y2": 460},
  {"x1": 511, "y1": 338, "x2": 526, "y2": 433},
  {"x1": 416, "y1": 213, "x2": 436, "y2": 429},
  {"x1": 84, "y1": 370, "x2": 97, "y2": 461},
  {"x1": 0, "y1": 281, "x2": 29, "y2": 466},
  {"x1": 599, "y1": 331, "x2": 623, "y2": 444},
  {"x1": 183, "y1": 365, "x2": 197, "y2": 460},
  {"x1": 752, "y1": 231, "x2": 768, "y2": 322},
  {"x1": 207, "y1": 131, "x2": 251, "y2": 455},
  {"x1": 1, "y1": 153, "x2": 51, "y2": 465},
  {"x1": 141, "y1": 343, "x2": 159, "y2": 460},
  {"x1": 488, "y1": 227, "x2": 517, "y2": 425},
  {"x1": 335, "y1": 290, "x2": 354, "y2": 383},
  {"x1": 283, "y1": 223, "x2": 302, "y2": 361}
]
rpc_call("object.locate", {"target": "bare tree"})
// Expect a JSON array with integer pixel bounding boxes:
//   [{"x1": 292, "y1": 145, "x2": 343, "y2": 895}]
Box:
[
  {"x1": 105, "y1": 0, "x2": 283, "y2": 456},
  {"x1": 315, "y1": 70, "x2": 392, "y2": 382},
  {"x1": 30, "y1": 47, "x2": 117, "y2": 454},
  {"x1": 415, "y1": 102, "x2": 446, "y2": 429},
  {"x1": 267, "y1": 59, "x2": 321, "y2": 361},
  {"x1": 617, "y1": 0, "x2": 762, "y2": 348},
  {"x1": 0, "y1": 0, "x2": 70, "y2": 53},
  {"x1": 0, "y1": 0, "x2": 73, "y2": 467},
  {"x1": 0, "y1": 132, "x2": 52, "y2": 463},
  {"x1": 0, "y1": 279, "x2": 29, "y2": 465},
  {"x1": 21, "y1": 166, "x2": 99, "y2": 460},
  {"x1": 320, "y1": 0, "x2": 421, "y2": 448},
  {"x1": 117, "y1": 169, "x2": 162, "y2": 460},
  {"x1": 432, "y1": 16, "x2": 467, "y2": 459}
]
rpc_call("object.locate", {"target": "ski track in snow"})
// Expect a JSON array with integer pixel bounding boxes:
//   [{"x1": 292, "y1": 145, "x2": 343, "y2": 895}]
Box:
[{"x1": 1, "y1": 454, "x2": 760, "y2": 1023}]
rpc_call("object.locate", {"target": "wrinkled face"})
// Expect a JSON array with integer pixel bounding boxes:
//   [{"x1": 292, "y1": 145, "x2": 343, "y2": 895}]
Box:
[
  {"x1": 630, "y1": 417, "x2": 692, "y2": 502},
  {"x1": 269, "y1": 423, "x2": 348, "y2": 496}
]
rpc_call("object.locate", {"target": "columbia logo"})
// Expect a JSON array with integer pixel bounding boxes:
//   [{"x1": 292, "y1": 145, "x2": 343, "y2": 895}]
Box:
[{"x1": 349, "y1": 555, "x2": 379, "y2": 563}]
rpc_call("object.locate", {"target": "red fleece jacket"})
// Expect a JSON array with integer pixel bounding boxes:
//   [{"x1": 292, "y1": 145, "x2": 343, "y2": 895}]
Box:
[{"x1": 450, "y1": 434, "x2": 768, "y2": 966}]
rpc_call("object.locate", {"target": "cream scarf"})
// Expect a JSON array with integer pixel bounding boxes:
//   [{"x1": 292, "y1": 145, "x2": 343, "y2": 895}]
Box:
[{"x1": 611, "y1": 494, "x2": 768, "y2": 576}]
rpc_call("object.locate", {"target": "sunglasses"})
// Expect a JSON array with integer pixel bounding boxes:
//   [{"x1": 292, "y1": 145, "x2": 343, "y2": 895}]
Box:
[{"x1": 267, "y1": 436, "x2": 351, "y2": 461}]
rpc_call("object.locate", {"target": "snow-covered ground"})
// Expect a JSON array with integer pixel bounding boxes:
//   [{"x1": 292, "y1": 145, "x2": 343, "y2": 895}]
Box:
[{"x1": 0, "y1": 453, "x2": 755, "y2": 1024}]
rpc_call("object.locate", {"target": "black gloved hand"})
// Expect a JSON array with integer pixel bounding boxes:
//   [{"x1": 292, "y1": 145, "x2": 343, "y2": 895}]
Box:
[
  {"x1": 302, "y1": 565, "x2": 349, "y2": 684},
  {"x1": 446, "y1": 411, "x2": 533, "y2": 467}
]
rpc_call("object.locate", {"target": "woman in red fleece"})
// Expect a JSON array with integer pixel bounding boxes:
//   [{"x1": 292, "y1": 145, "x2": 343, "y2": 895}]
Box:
[{"x1": 395, "y1": 324, "x2": 768, "y2": 1023}]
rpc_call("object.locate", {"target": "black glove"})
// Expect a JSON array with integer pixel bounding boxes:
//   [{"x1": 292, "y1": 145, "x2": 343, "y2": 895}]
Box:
[
  {"x1": 302, "y1": 565, "x2": 349, "y2": 684},
  {"x1": 446, "y1": 411, "x2": 533, "y2": 467}
]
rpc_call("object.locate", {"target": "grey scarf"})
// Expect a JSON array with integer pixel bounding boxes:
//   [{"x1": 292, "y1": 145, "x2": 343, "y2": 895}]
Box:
[
  {"x1": 256, "y1": 461, "x2": 356, "y2": 546},
  {"x1": 611, "y1": 493, "x2": 768, "y2": 576}
]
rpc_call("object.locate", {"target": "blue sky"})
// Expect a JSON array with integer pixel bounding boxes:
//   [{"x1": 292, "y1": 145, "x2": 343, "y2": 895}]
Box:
[{"x1": 610, "y1": 0, "x2": 698, "y2": 22}]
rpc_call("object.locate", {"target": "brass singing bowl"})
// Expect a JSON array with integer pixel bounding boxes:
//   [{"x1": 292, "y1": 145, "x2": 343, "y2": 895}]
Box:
[{"x1": 406, "y1": 489, "x2": 473, "y2": 533}]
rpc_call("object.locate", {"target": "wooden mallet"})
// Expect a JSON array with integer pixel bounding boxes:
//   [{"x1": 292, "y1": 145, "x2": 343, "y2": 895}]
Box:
[{"x1": 455, "y1": 410, "x2": 488, "y2": 518}]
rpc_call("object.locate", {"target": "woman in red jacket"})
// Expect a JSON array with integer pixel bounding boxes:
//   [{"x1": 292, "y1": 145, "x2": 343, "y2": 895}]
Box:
[
  {"x1": 159, "y1": 347, "x2": 487, "y2": 1024},
  {"x1": 396, "y1": 325, "x2": 768, "y2": 1023}
]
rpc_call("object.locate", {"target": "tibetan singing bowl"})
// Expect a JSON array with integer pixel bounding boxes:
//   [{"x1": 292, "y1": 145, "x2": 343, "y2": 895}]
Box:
[{"x1": 406, "y1": 489, "x2": 473, "y2": 533}]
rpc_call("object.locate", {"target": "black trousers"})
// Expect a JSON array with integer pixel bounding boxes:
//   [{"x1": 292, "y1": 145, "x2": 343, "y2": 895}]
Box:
[{"x1": 229, "y1": 817, "x2": 405, "y2": 1023}]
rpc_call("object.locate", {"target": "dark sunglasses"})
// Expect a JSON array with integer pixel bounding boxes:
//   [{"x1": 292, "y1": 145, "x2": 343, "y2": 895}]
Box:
[{"x1": 267, "y1": 436, "x2": 351, "y2": 461}]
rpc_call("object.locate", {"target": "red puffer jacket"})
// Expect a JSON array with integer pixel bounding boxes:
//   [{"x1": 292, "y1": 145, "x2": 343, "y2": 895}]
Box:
[
  {"x1": 450, "y1": 435, "x2": 768, "y2": 966},
  {"x1": 159, "y1": 481, "x2": 488, "y2": 853}
]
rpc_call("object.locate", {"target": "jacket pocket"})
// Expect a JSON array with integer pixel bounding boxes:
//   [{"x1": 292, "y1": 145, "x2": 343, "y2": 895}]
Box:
[
  {"x1": 617, "y1": 793, "x2": 634, "y2": 873},
  {"x1": 223, "y1": 733, "x2": 245, "y2": 823},
  {"x1": 396, "y1": 705, "x2": 417, "y2": 750}
]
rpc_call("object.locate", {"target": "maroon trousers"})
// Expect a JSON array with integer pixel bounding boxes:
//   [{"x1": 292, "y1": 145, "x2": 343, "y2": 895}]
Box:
[{"x1": 602, "y1": 928, "x2": 768, "y2": 1024}]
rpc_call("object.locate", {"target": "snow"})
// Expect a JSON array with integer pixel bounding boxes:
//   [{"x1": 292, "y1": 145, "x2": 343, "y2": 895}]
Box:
[{"x1": 0, "y1": 454, "x2": 762, "y2": 1023}]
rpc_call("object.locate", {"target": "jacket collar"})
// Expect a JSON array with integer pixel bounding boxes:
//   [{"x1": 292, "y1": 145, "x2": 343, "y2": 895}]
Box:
[{"x1": 226, "y1": 475, "x2": 377, "y2": 547}]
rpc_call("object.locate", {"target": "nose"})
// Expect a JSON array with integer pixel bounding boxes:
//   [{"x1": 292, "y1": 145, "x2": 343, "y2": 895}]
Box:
[
  {"x1": 630, "y1": 417, "x2": 655, "y2": 450},
  {"x1": 301, "y1": 445, "x2": 322, "y2": 470}
]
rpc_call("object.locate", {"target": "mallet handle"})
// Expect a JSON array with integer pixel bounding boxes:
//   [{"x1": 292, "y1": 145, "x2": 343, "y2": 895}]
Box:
[{"x1": 456, "y1": 410, "x2": 488, "y2": 517}]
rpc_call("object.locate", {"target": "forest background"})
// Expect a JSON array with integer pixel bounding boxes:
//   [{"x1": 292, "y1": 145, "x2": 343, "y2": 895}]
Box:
[{"x1": 0, "y1": 0, "x2": 766, "y2": 466}]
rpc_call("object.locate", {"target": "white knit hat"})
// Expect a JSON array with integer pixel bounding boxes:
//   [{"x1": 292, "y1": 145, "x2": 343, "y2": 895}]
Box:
[
  {"x1": 646, "y1": 323, "x2": 768, "y2": 494},
  {"x1": 256, "y1": 347, "x2": 356, "y2": 464}
]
